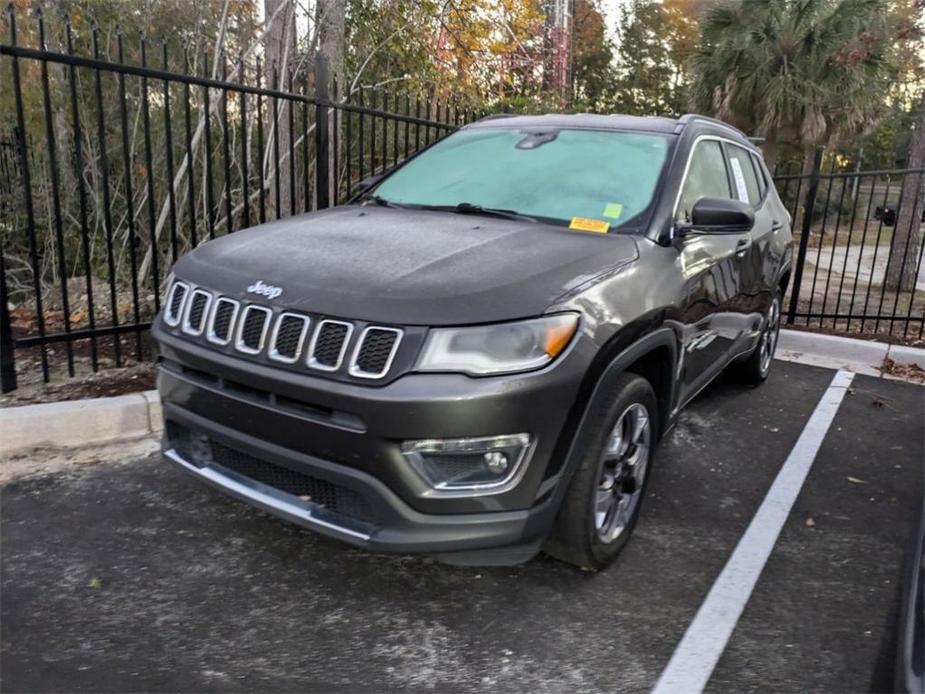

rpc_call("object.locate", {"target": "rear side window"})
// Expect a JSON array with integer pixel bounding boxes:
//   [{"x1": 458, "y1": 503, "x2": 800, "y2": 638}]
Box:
[
  {"x1": 726, "y1": 144, "x2": 761, "y2": 206},
  {"x1": 751, "y1": 152, "x2": 768, "y2": 199},
  {"x1": 675, "y1": 140, "x2": 731, "y2": 223}
]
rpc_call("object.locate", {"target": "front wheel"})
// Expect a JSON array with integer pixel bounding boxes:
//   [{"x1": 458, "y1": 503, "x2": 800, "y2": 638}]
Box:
[
  {"x1": 544, "y1": 373, "x2": 658, "y2": 570},
  {"x1": 733, "y1": 291, "x2": 781, "y2": 386}
]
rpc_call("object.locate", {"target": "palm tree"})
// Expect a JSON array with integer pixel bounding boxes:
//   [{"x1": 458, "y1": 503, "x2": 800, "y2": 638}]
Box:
[{"x1": 689, "y1": 0, "x2": 892, "y2": 174}]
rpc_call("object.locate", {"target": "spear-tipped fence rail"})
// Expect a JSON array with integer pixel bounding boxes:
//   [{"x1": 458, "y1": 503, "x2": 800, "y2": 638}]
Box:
[
  {"x1": 0, "y1": 8, "x2": 475, "y2": 392},
  {"x1": 1, "y1": 9, "x2": 923, "y2": 393}
]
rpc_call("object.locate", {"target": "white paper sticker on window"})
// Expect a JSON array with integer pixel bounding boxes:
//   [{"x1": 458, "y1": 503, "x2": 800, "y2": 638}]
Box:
[{"x1": 729, "y1": 157, "x2": 750, "y2": 204}]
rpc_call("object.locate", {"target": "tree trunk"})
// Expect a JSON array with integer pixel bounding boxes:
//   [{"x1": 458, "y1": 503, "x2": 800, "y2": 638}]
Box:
[
  {"x1": 885, "y1": 92, "x2": 925, "y2": 293},
  {"x1": 796, "y1": 142, "x2": 817, "y2": 225},
  {"x1": 264, "y1": 0, "x2": 294, "y2": 218},
  {"x1": 317, "y1": 0, "x2": 345, "y2": 204},
  {"x1": 760, "y1": 130, "x2": 779, "y2": 175}
]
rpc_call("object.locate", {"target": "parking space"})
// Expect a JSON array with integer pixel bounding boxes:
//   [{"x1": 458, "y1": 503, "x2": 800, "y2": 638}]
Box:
[{"x1": 1, "y1": 360, "x2": 922, "y2": 692}]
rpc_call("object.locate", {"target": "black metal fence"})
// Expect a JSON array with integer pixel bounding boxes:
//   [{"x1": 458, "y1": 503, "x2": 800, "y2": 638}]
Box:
[
  {"x1": 776, "y1": 150, "x2": 924, "y2": 342},
  {"x1": 1, "y1": 13, "x2": 923, "y2": 394},
  {"x1": 0, "y1": 9, "x2": 473, "y2": 392}
]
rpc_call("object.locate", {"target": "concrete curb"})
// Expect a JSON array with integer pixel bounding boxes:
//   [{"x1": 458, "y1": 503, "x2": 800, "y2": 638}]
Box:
[
  {"x1": 2, "y1": 330, "x2": 923, "y2": 457},
  {"x1": 0, "y1": 390, "x2": 162, "y2": 459},
  {"x1": 777, "y1": 329, "x2": 925, "y2": 379}
]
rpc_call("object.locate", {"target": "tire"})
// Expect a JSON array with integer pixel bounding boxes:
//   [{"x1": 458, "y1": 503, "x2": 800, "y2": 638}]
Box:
[
  {"x1": 733, "y1": 290, "x2": 782, "y2": 386},
  {"x1": 544, "y1": 372, "x2": 658, "y2": 570}
]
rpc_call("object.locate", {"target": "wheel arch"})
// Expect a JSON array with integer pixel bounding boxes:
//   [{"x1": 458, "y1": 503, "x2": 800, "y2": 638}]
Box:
[{"x1": 544, "y1": 325, "x2": 679, "y2": 486}]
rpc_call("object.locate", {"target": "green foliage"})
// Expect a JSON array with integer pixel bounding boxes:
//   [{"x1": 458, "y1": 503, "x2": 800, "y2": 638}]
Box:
[{"x1": 688, "y1": 0, "x2": 910, "y2": 169}]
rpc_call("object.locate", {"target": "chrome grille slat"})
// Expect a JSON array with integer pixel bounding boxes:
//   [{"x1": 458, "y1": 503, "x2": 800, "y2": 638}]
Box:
[
  {"x1": 207, "y1": 297, "x2": 239, "y2": 345},
  {"x1": 235, "y1": 305, "x2": 272, "y2": 355},
  {"x1": 349, "y1": 326, "x2": 403, "y2": 379},
  {"x1": 269, "y1": 313, "x2": 310, "y2": 363},
  {"x1": 181, "y1": 289, "x2": 212, "y2": 336},
  {"x1": 164, "y1": 281, "x2": 189, "y2": 327},
  {"x1": 307, "y1": 320, "x2": 353, "y2": 372}
]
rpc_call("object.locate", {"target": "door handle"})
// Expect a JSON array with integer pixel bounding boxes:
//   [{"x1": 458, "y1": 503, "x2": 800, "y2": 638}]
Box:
[
  {"x1": 771, "y1": 220, "x2": 784, "y2": 231},
  {"x1": 735, "y1": 239, "x2": 751, "y2": 256}
]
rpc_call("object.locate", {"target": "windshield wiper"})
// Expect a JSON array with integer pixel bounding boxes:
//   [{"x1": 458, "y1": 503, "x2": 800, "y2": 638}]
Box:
[
  {"x1": 360, "y1": 193, "x2": 399, "y2": 208},
  {"x1": 416, "y1": 202, "x2": 537, "y2": 222}
]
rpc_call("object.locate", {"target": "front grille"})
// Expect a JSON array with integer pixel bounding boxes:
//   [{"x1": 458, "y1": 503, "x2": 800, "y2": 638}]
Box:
[
  {"x1": 236, "y1": 305, "x2": 271, "y2": 354},
  {"x1": 165, "y1": 284, "x2": 405, "y2": 380},
  {"x1": 169, "y1": 423, "x2": 377, "y2": 524},
  {"x1": 165, "y1": 282, "x2": 188, "y2": 326},
  {"x1": 182, "y1": 289, "x2": 211, "y2": 335},
  {"x1": 308, "y1": 320, "x2": 352, "y2": 371},
  {"x1": 270, "y1": 313, "x2": 309, "y2": 362},
  {"x1": 208, "y1": 298, "x2": 238, "y2": 344},
  {"x1": 351, "y1": 327, "x2": 401, "y2": 378}
]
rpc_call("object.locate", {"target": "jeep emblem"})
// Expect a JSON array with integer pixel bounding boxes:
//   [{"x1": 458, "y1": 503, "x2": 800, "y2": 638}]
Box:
[{"x1": 246, "y1": 280, "x2": 283, "y2": 300}]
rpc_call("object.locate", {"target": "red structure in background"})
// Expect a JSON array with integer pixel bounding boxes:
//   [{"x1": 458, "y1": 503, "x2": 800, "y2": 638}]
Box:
[{"x1": 548, "y1": 0, "x2": 572, "y2": 104}]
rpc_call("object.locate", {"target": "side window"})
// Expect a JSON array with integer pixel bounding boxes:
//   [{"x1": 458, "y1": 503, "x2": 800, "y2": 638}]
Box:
[
  {"x1": 750, "y1": 152, "x2": 768, "y2": 199},
  {"x1": 726, "y1": 144, "x2": 761, "y2": 206},
  {"x1": 676, "y1": 140, "x2": 731, "y2": 223}
]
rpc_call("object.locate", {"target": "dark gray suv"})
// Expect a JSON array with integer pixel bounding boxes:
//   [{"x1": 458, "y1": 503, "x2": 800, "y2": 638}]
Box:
[{"x1": 152, "y1": 113, "x2": 792, "y2": 569}]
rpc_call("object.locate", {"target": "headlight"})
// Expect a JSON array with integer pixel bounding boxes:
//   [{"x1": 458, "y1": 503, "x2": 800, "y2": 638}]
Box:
[{"x1": 415, "y1": 313, "x2": 579, "y2": 376}]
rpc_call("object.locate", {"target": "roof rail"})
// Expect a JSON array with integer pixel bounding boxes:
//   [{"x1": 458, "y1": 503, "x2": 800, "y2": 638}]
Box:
[
  {"x1": 674, "y1": 113, "x2": 748, "y2": 139},
  {"x1": 475, "y1": 113, "x2": 518, "y2": 122}
]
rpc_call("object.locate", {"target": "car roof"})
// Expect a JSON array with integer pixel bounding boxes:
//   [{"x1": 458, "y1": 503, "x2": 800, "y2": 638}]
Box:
[{"x1": 466, "y1": 112, "x2": 753, "y2": 148}]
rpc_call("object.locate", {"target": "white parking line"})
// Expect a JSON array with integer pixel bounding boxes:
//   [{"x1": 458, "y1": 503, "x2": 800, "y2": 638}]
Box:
[{"x1": 652, "y1": 369, "x2": 856, "y2": 694}]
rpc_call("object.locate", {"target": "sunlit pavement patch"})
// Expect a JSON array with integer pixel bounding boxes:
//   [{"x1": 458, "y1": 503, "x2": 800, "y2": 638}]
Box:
[{"x1": 1, "y1": 360, "x2": 921, "y2": 693}]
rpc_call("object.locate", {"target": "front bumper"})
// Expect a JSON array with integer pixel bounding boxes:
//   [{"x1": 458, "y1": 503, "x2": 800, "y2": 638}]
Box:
[{"x1": 154, "y1": 319, "x2": 594, "y2": 557}]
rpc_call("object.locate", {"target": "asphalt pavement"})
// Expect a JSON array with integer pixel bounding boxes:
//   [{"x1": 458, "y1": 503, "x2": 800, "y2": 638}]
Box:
[{"x1": 1, "y1": 360, "x2": 922, "y2": 693}]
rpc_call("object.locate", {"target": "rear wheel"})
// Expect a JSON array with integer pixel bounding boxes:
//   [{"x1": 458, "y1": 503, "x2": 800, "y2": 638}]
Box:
[
  {"x1": 734, "y1": 291, "x2": 781, "y2": 385},
  {"x1": 544, "y1": 373, "x2": 658, "y2": 570}
]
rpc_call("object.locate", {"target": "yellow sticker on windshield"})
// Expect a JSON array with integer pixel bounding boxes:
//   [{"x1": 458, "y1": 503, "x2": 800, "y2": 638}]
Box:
[
  {"x1": 603, "y1": 202, "x2": 623, "y2": 219},
  {"x1": 569, "y1": 217, "x2": 610, "y2": 234}
]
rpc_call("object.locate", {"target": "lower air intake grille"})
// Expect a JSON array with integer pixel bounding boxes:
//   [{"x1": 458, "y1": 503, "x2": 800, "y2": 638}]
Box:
[
  {"x1": 352, "y1": 328, "x2": 400, "y2": 377},
  {"x1": 168, "y1": 424, "x2": 377, "y2": 524}
]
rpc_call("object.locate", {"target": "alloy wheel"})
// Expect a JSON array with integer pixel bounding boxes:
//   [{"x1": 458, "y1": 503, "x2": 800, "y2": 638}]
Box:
[
  {"x1": 759, "y1": 297, "x2": 781, "y2": 376},
  {"x1": 594, "y1": 402, "x2": 651, "y2": 544}
]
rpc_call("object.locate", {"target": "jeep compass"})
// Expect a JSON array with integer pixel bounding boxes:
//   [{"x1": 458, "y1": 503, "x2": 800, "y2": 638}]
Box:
[{"x1": 152, "y1": 113, "x2": 792, "y2": 569}]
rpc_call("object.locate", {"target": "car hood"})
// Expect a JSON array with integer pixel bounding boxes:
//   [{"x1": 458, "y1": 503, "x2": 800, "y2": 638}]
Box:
[{"x1": 173, "y1": 206, "x2": 639, "y2": 325}]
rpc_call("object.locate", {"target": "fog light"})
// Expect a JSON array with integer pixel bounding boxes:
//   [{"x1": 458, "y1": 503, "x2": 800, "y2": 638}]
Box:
[
  {"x1": 401, "y1": 433, "x2": 533, "y2": 491},
  {"x1": 483, "y1": 451, "x2": 509, "y2": 474}
]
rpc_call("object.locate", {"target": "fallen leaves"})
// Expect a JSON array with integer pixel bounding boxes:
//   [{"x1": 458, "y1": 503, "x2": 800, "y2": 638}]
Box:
[{"x1": 880, "y1": 357, "x2": 925, "y2": 383}]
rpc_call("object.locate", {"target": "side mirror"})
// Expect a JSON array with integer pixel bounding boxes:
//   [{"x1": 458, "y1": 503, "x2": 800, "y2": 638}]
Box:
[
  {"x1": 350, "y1": 174, "x2": 384, "y2": 199},
  {"x1": 679, "y1": 197, "x2": 754, "y2": 235}
]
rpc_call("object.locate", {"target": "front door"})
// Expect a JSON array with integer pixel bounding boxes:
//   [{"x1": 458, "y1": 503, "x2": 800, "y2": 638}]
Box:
[{"x1": 674, "y1": 138, "x2": 750, "y2": 402}]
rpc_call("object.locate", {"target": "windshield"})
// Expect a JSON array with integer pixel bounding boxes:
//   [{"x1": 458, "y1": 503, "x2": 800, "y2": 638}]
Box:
[{"x1": 371, "y1": 127, "x2": 671, "y2": 230}]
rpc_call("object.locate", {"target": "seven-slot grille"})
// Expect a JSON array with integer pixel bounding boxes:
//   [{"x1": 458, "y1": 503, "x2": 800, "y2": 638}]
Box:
[{"x1": 164, "y1": 281, "x2": 402, "y2": 379}]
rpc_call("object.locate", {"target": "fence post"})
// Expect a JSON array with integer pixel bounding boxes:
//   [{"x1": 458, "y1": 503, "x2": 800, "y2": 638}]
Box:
[
  {"x1": 786, "y1": 145, "x2": 824, "y2": 324},
  {"x1": 0, "y1": 252, "x2": 17, "y2": 393},
  {"x1": 314, "y1": 54, "x2": 330, "y2": 210}
]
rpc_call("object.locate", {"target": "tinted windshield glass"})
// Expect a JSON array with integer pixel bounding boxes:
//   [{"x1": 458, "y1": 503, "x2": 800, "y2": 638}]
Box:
[{"x1": 373, "y1": 127, "x2": 670, "y2": 229}]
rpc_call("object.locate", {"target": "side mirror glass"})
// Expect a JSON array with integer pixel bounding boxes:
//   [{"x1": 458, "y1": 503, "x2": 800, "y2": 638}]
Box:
[{"x1": 679, "y1": 197, "x2": 755, "y2": 235}]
